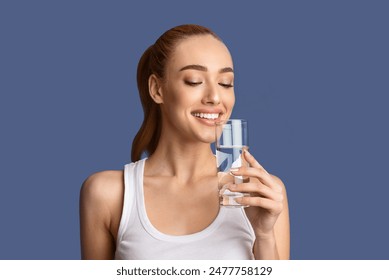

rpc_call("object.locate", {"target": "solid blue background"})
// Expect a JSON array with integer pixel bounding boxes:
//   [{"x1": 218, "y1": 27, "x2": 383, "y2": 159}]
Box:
[{"x1": 1, "y1": 1, "x2": 388, "y2": 259}]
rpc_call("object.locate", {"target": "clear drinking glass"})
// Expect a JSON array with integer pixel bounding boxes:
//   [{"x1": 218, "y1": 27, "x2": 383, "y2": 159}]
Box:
[{"x1": 215, "y1": 119, "x2": 249, "y2": 207}]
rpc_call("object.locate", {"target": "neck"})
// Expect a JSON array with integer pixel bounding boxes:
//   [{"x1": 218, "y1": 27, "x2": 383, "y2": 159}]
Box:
[{"x1": 145, "y1": 135, "x2": 216, "y2": 184}]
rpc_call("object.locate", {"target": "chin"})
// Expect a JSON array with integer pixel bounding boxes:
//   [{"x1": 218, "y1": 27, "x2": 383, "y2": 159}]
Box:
[{"x1": 197, "y1": 131, "x2": 216, "y2": 144}]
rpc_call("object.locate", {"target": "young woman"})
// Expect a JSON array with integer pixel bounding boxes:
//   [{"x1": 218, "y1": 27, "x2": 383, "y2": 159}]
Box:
[{"x1": 80, "y1": 24, "x2": 290, "y2": 260}]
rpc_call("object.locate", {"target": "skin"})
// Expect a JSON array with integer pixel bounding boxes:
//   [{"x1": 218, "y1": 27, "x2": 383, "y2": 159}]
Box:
[{"x1": 80, "y1": 34, "x2": 290, "y2": 260}]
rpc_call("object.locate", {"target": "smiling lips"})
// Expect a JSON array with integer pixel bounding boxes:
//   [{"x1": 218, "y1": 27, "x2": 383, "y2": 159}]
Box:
[{"x1": 191, "y1": 112, "x2": 219, "y2": 120}]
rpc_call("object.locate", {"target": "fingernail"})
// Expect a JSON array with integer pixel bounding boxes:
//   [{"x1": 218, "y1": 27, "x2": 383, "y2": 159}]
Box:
[
  {"x1": 244, "y1": 150, "x2": 250, "y2": 155},
  {"x1": 229, "y1": 184, "x2": 236, "y2": 189},
  {"x1": 230, "y1": 168, "x2": 239, "y2": 172}
]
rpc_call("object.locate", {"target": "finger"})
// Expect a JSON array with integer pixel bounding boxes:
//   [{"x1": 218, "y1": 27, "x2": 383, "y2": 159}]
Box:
[
  {"x1": 230, "y1": 183, "x2": 284, "y2": 202},
  {"x1": 231, "y1": 167, "x2": 282, "y2": 192},
  {"x1": 235, "y1": 196, "x2": 284, "y2": 214},
  {"x1": 243, "y1": 150, "x2": 268, "y2": 173},
  {"x1": 241, "y1": 150, "x2": 282, "y2": 191}
]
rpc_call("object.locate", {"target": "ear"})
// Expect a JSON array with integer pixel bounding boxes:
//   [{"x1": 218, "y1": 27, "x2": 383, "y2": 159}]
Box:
[{"x1": 148, "y1": 74, "x2": 164, "y2": 104}]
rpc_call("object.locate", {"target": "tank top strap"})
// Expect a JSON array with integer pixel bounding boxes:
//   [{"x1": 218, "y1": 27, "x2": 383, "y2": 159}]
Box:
[{"x1": 116, "y1": 160, "x2": 141, "y2": 244}]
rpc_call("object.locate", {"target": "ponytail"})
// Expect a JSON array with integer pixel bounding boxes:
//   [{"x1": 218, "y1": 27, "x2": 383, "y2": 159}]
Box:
[{"x1": 131, "y1": 46, "x2": 161, "y2": 162}]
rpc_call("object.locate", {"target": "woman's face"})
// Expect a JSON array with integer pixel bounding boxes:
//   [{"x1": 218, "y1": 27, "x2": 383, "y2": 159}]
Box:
[{"x1": 158, "y1": 34, "x2": 235, "y2": 144}]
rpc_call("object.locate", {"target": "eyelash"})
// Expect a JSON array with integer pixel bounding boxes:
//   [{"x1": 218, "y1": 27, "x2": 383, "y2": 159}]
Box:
[
  {"x1": 185, "y1": 81, "x2": 202, "y2": 86},
  {"x1": 219, "y1": 83, "x2": 234, "y2": 88},
  {"x1": 184, "y1": 81, "x2": 234, "y2": 88}
]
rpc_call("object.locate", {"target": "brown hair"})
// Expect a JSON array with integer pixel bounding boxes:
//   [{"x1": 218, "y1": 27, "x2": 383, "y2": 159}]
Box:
[{"x1": 131, "y1": 24, "x2": 221, "y2": 161}]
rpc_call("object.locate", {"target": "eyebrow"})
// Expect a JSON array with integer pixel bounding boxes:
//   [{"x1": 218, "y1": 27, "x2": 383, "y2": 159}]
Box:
[{"x1": 179, "y1": 64, "x2": 234, "y2": 73}]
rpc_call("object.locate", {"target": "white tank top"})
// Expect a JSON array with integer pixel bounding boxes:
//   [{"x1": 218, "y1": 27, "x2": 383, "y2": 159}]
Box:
[{"x1": 114, "y1": 158, "x2": 255, "y2": 260}]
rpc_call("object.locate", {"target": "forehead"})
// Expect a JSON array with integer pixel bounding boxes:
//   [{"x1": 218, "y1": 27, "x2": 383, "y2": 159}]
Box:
[{"x1": 168, "y1": 35, "x2": 233, "y2": 71}]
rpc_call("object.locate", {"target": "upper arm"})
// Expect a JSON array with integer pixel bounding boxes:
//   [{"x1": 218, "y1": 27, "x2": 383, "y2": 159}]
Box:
[
  {"x1": 272, "y1": 175, "x2": 290, "y2": 260},
  {"x1": 79, "y1": 171, "x2": 123, "y2": 260}
]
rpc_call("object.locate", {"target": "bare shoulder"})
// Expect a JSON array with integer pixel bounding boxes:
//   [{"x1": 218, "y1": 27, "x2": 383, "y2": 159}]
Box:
[
  {"x1": 80, "y1": 170, "x2": 125, "y2": 227},
  {"x1": 80, "y1": 170, "x2": 124, "y2": 259},
  {"x1": 81, "y1": 170, "x2": 124, "y2": 203}
]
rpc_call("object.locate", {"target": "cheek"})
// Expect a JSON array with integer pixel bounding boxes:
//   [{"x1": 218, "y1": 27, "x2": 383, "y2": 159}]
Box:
[
  {"x1": 162, "y1": 83, "x2": 180, "y2": 105},
  {"x1": 225, "y1": 93, "x2": 235, "y2": 109},
  {"x1": 166, "y1": 92, "x2": 194, "y2": 108},
  {"x1": 165, "y1": 84, "x2": 198, "y2": 107},
  {"x1": 162, "y1": 87, "x2": 196, "y2": 116}
]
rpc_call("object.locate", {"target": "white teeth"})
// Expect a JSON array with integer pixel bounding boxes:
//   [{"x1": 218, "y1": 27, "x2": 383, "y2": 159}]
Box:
[{"x1": 192, "y1": 113, "x2": 219, "y2": 120}]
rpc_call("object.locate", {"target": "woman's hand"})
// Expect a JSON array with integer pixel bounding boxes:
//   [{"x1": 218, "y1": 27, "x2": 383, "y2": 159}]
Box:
[{"x1": 229, "y1": 150, "x2": 285, "y2": 239}]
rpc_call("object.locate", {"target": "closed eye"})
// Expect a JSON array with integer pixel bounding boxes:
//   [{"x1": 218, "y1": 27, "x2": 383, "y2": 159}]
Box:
[
  {"x1": 185, "y1": 81, "x2": 202, "y2": 86},
  {"x1": 219, "y1": 83, "x2": 234, "y2": 88}
]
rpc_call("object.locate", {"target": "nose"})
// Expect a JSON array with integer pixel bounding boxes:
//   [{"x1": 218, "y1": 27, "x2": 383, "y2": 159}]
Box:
[{"x1": 202, "y1": 84, "x2": 221, "y2": 105}]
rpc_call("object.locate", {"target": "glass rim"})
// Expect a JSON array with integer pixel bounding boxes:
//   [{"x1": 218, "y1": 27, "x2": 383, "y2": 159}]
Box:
[{"x1": 215, "y1": 118, "x2": 247, "y2": 126}]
